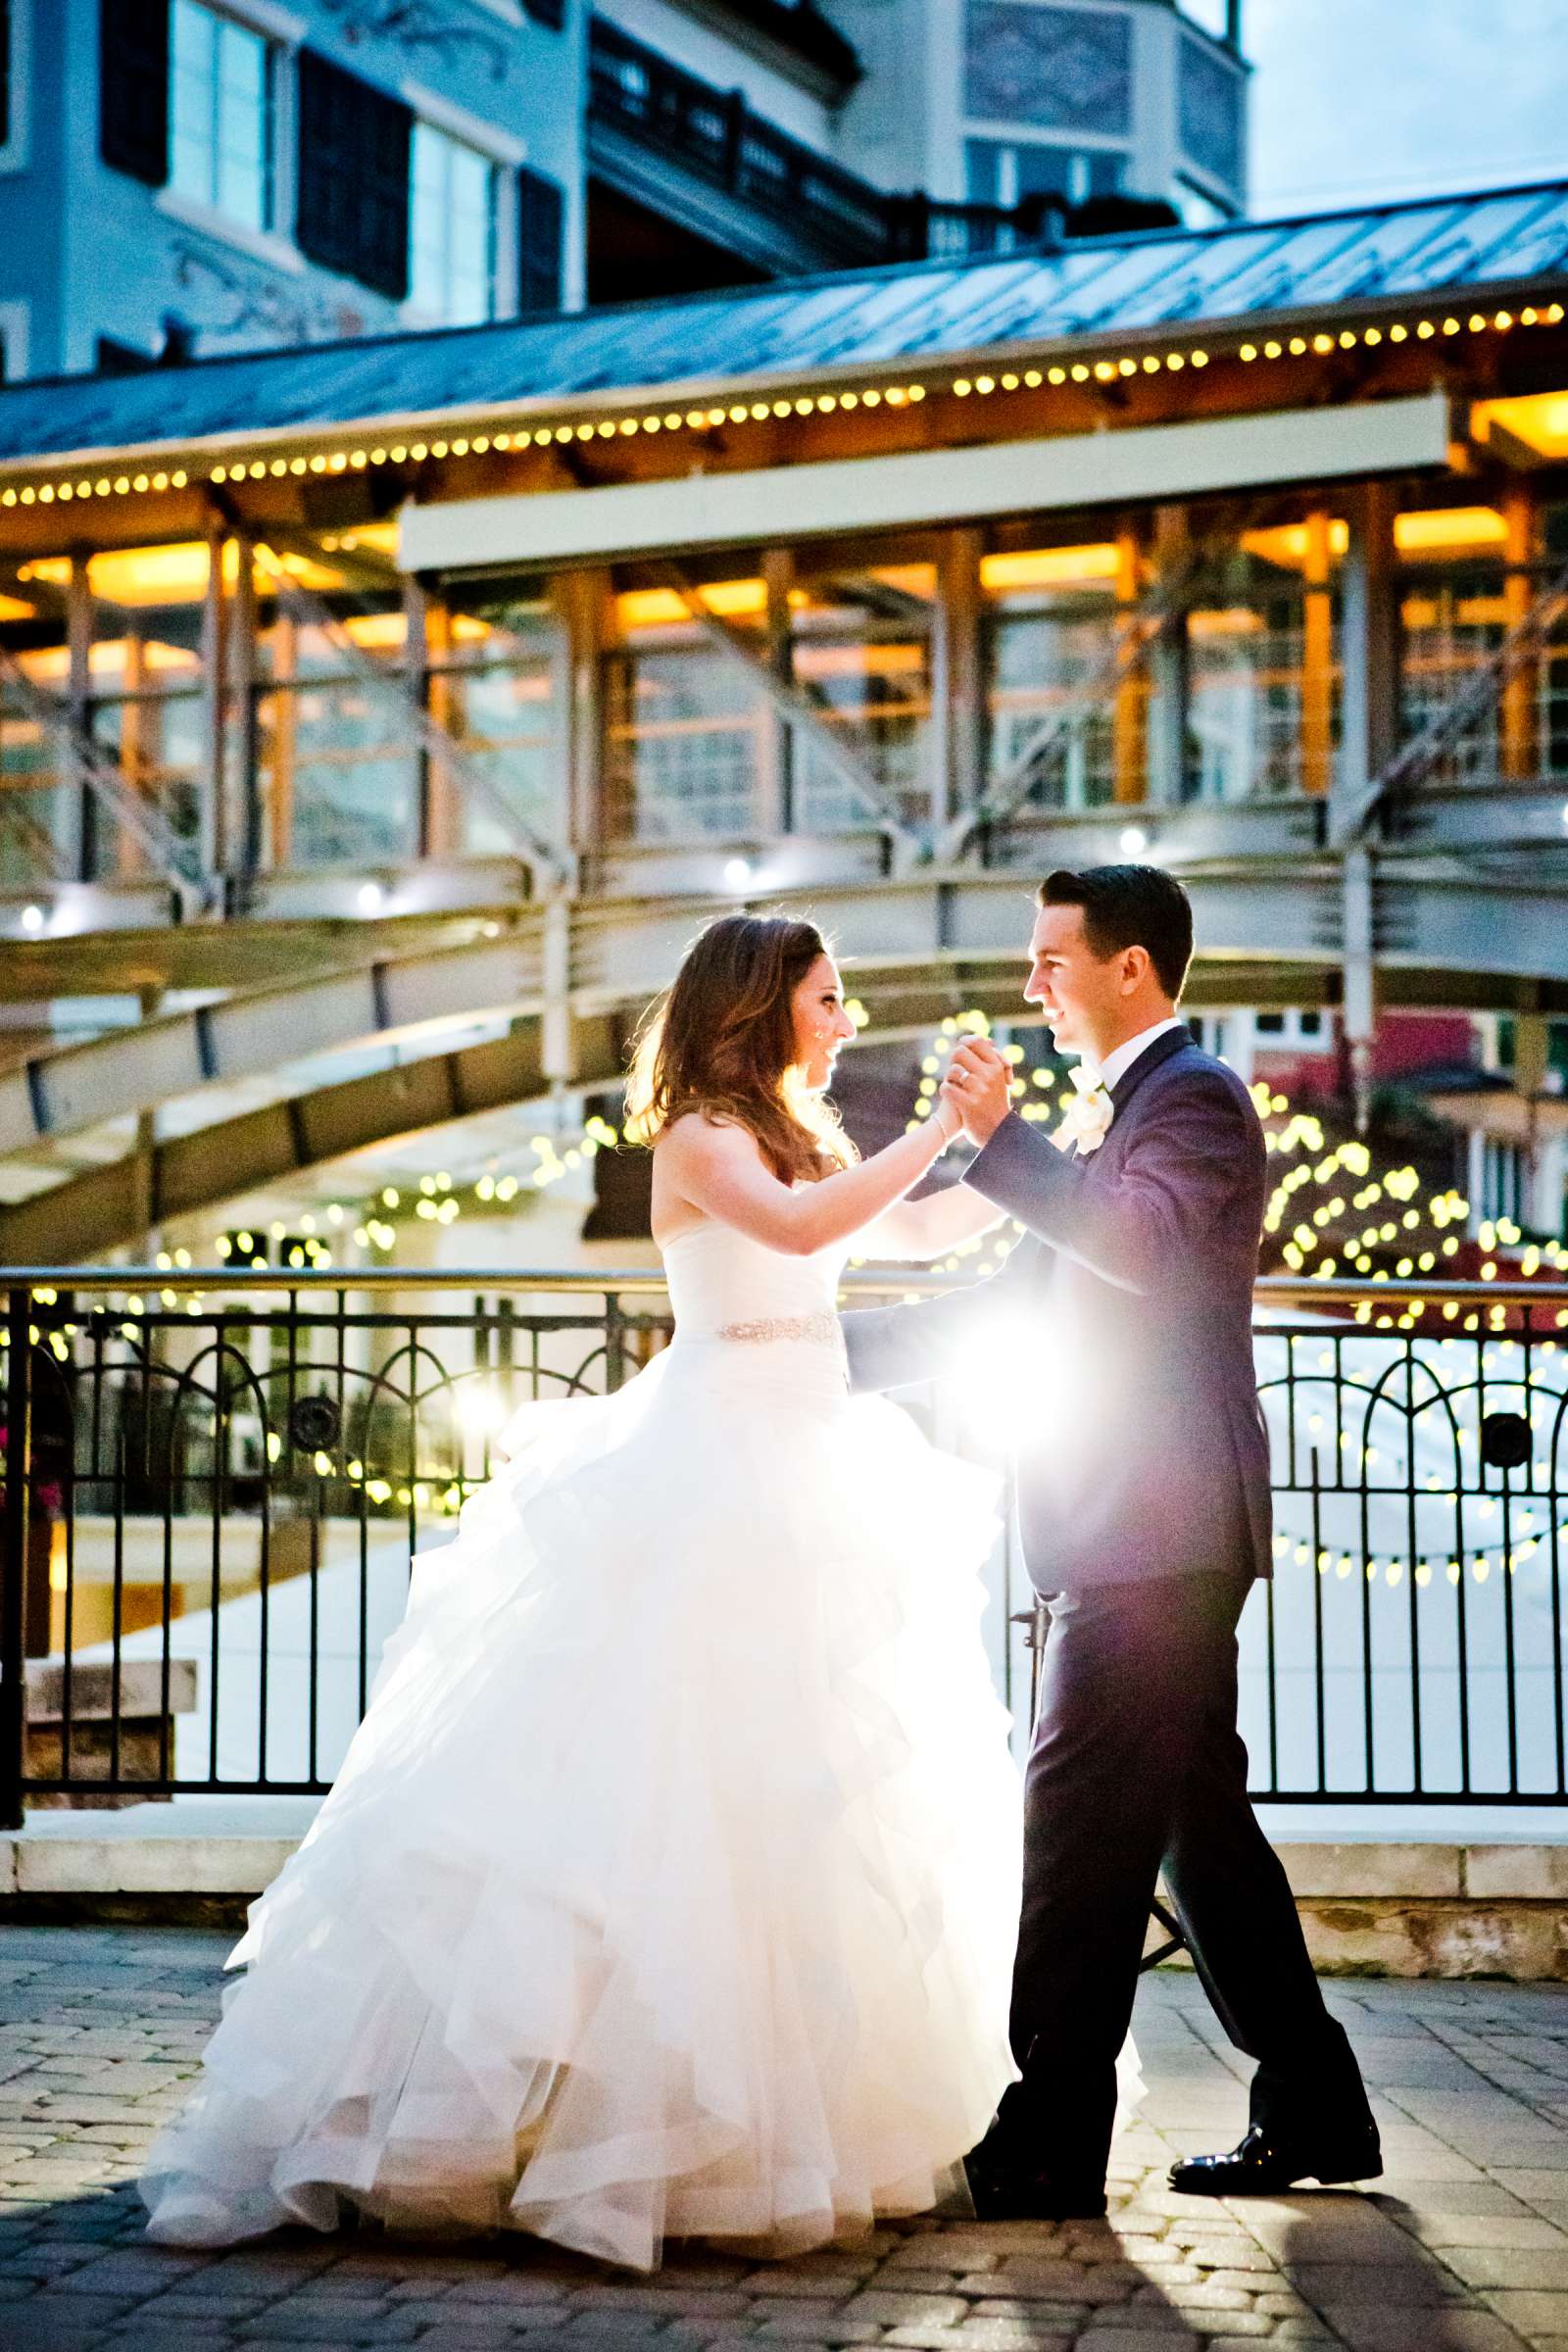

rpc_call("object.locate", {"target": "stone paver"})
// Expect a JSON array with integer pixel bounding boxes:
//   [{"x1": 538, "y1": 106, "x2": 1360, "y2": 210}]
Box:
[{"x1": 3, "y1": 1934, "x2": 1568, "y2": 2348}]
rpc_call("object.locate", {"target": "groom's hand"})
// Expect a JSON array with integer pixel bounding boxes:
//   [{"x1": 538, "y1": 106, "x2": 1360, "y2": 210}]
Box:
[{"x1": 944, "y1": 1038, "x2": 1012, "y2": 1145}]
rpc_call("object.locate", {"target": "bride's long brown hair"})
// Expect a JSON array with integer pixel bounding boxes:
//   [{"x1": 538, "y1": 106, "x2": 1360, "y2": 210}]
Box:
[{"x1": 624, "y1": 912, "x2": 858, "y2": 1184}]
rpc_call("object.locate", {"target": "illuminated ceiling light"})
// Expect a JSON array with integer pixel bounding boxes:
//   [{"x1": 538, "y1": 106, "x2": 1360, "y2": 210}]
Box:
[
  {"x1": 1071, "y1": 364, "x2": 1090, "y2": 381},
  {"x1": 685, "y1": 410, "x2": 705, "y2": 428},
  {"x1": 1443, "y1": 318, "x2": 1460, "y2": 335},
  {"x1": 840, "y1": 390, "x2": 859, "y2": 409},
  {"x1": 792, "y1": 397, "x2": 813, "y2": 415},
  {"x1": 1117, "y1": 357, "x2": 1137, "y2": 376},
  {"x1": 906, "y1": 384, "x2": 925, "y2": 402},
  {"x1": 1094, "y1": 361, "x2": 1115, "y2": 380},
  {"x1": 1022, "y1": 369, "x2": 1041, "y2": 387},
  {"x1": 212, "y1": 465, "x2": 228, "y2": 483},
  {"x1": 596, "y1": 419, "x2": 615, "y2": 437},
  {"x1": 1363, "y1": 325, "x2": 1382, "y2": 344},
  {"x1": 1522, "y1": 306, "x2": 1539, "y2": 323},
  {"x1": 975, "y1": 375, "x2": 995, "y2": 394},
  {"x1": 1263, "y1": 339, "x2": 1282, "y2": 358},
  {"x1": 309, "y1": 453, "x2": 327, "y2": 471},
  {"x1": 132, "y1": 472, "x2": 149, "y2": 490},
  {"x1": 1190, "y1": 350, "x2": 1207, "y2": 367},
  {"x1": 357, "y1": 882, "x2": 384, "y2": 914},
  {"x1": 705, "y1": 407, "x2": 726, "y2": 426},
  {"x1": 954, "y1": 378, "x2": 972, "y2": 396},
  {"x1": 722, "y1": 857, "x2": 752, "y2": 891},
  {"x1": 1048, "y1": 366, "x2": 1065, "y2": 383},
  {"x1": 1389, "y1": 321, "x2": 1407, "y2": 340},
  {"x1": 1143, "y1": 353, "x2": 1162, "y2": 370},
  {"x1": 1468, "y1": 313, "x2": 1486, "y2": 331},
  {"x1": 1118, "y1": 825, "x2": 1148, "y2": 857},
  {"x1": 115, "y1": 475, "x2": 129, "y2": 493},
  {"x1": 749, "y1": 401, "x2": 770, "y2": 419},
  {"x1": 289, "y1": 456, "x2": 307, "y2": 474},
  {"x1": 1338, "y1": 329, "x2": 1356, "y2": 348},
  {"x1": 20, "y1": 903, "x2": 44, "y2": 934},
  {"x1": 769, "y1": 399, "x2": 791, "y2": 417},
  {"x1": 1000, "y1": 372, "x2": 1018, "y2": 390},
  {"x1": 818, "y1": 393, "x2": 837, "y2": 412},
  {"x1": 1166, "y1": 352, "x2": 1186, "y2": 369},
  {"x1": 861, "y1": 387, "x2": 882, "y2": 406},
  {"x1": 451, "y1": 437, "x2": 469, "y2": 455},
  {"x1": 1494, "y1": 311, "x2": 1512, "y2": 329}
]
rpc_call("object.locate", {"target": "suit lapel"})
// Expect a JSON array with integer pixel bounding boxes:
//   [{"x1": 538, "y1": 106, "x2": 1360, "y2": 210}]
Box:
[{"x1": 1108, "y1": 1024, "x2": 1194, "y2": 1121}]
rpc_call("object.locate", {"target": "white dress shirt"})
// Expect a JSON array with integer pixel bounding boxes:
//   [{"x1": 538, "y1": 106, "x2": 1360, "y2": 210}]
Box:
[{"x1": 1093, "y1": 1014, "x2": 1189, "y2": 1096}]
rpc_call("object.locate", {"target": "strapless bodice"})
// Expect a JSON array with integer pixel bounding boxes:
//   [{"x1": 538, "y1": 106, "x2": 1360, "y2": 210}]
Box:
[{"x1": 659, "y1": 1220, "x2": 850, "y2": 1343}]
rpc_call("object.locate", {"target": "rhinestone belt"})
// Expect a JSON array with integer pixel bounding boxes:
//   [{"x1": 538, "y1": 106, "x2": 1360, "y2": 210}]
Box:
[{"x1": 714, "y1": 1311, "x2": 842, "y2": 1347}]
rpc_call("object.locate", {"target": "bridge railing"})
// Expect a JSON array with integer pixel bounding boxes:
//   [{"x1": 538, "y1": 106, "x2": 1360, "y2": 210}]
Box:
[{"x1": 3, "y1": 1270, "x2": 1568, "y2": 1822}]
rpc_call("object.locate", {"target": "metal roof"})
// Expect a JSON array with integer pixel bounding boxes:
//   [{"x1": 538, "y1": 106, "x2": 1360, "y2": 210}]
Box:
[{"x1": 2, "y1": 176, "x2": 1566, "y2": 468}]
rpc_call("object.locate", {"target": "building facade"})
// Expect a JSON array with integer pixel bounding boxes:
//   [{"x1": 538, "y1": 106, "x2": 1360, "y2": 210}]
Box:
[
  {"x1": 1, "y1": 176, "x2": 1564, "y2": 1260},
  {"x1": 0, "y1": 0, "x2": 1248, "y2": 385}
]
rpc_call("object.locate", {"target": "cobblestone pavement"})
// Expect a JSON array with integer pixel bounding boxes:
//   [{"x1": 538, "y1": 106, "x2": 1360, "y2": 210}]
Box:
[{"x1": 4, "y1": 1932, "x2": 1568, "y2": 2352}]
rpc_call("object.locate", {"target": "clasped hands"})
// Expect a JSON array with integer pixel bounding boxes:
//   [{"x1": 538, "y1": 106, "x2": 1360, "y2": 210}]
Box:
[{"x1": 937, "y1": 1037, "x2": 1012, "y2": 1147}]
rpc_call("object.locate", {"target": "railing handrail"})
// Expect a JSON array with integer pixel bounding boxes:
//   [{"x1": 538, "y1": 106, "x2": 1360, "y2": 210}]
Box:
[{"x1": 3, "y1": 1269, "x2": 1567, "y2": 1309}]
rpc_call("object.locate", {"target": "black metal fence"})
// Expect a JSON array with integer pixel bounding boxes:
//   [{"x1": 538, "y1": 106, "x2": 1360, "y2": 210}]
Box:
[{"x1": 4, "y1": 1269, "x2": 1568, "y2": 1823}]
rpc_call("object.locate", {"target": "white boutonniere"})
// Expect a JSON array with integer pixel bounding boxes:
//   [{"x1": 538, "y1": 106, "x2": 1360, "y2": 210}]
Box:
[{"x1": 1053, "y1": 1064, "x2": 1114, "y2": 1157}]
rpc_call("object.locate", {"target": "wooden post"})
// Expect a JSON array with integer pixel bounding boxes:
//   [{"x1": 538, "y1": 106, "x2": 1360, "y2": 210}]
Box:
[
  {"x1": 1147, "y1": 505, "x2": 1190, "y2": 807},
  {"x1": 67, "y1": 554, "x2": 93, "y2": 879},
  {"x1": 1112, "y1": 523, "x2": 1147, "y2": 805},
  {"x1": 761, "y1": 547, "x2": 795, "y2": 835},
  {"x1": 230, "y1": 531, "x2": 262, "y2": 881},
  {"x1": 120, "y1": 624, "x2": 147, "y2": 873},
  {"x1": 199, "y1": 517, "x2": 228, "y2": 882},
  {"x1": 558, "y1": 568, "x2": 607, "y2": 858},
  {"x1": 1501, "y1": 481, "x2": 1540, "y2": 783},
  {"x1": 935, "y1": 526, "x2": 984, "y2": 839},
  {"x1": 269, "y1": 608, "x2": 298, "y2": 868},
  {"x1": 1300, "y1": 510, "x2": 1334, "y2": 799},
  {"x1": 1337, "y1": 482, "x2": 1399, "y2": 1127}
]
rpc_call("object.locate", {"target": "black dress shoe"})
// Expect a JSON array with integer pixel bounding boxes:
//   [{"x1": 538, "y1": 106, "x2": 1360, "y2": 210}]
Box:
[
  {"x1": 1169, "y1": 2121, "x2": 1383, "y2": 2196},
  {"x1": 963, "y1": 2146, "x2": 1107, "y2": 2222}
]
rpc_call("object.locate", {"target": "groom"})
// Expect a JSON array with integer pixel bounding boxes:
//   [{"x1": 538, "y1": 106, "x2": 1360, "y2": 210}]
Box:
[{"x1": 842, "y1": 865, "x2": 1379, "y2": 2221}]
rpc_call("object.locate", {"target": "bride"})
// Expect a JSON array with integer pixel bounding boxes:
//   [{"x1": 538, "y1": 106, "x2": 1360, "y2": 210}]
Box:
[{"x1": 140, "y1": 911, "x2": 1027, "y2": 2273}]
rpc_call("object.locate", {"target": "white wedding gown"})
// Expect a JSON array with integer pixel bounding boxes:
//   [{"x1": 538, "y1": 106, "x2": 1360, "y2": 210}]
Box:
[{"x1": 139, "y1": 1222, "x2": 1029, "y2": 2271}]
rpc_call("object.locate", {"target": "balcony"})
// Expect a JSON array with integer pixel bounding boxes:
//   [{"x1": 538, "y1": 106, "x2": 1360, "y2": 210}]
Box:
[{"x1": 585, "y1": 16, "x2": 1061, "y2": 294}]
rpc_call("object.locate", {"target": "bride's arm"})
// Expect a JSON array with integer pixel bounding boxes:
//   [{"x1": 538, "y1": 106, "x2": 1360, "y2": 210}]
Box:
[
  {"x1": 856, "y1": 1180, "x2": 1006, "y2": 1261},
  {"x1": 658, "y1": 1102, "x2": 962, "y2": 1256}
]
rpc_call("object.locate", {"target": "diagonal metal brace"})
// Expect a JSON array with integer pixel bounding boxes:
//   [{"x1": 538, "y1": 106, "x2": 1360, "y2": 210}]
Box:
[
  {"x1": 654, "y1": 563, "x2": 927, "y2": 871},
  {"x1": 1330, "y1": 555, "x2": 1568, "y2": 848},
  {"x1": 250, "y1": 546, "x2": 575, "y2": 892},
  {"x1": 938, "y1": 541, "x2": 1212, "y2": 862},
  {"x1": 0, "y1": 644, "x2": 212, "y2": 910}
]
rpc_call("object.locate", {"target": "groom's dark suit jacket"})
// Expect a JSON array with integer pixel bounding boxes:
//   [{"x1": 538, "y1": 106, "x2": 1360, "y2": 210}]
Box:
[{"x1": 844, "y1": 1027, "x2": 1272, "y2": 1594}]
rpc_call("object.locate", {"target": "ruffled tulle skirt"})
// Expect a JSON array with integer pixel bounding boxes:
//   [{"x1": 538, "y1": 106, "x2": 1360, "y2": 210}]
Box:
[{"x1": 139, "y1": 1336, "x2": 1031, "y2": 2271}]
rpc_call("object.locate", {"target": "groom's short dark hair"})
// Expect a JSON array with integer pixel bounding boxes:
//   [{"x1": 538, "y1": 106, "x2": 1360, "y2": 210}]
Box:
[{"x1": 1038, "y1": 865, "x2": 1194, "y2": 1000}]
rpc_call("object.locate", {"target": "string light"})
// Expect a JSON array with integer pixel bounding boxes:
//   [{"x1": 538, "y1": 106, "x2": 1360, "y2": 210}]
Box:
[{"x1": 0, "y1": 297, "x2": 1557, "y2": 508}]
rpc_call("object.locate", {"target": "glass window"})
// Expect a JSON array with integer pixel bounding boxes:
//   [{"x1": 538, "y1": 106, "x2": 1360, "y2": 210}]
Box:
[
  {"x1": 965, "y1": 137, "x2": 1123, "y2": 209},
  {"x1": 982, "y1": 545, "x2": 1124, "y2": 813},
  {"x1": 171, "y1": 0, "x2": 273, "y2": 232},
  {"x1": 410, "y1": 122, "x2": 497, "y2": 325}
]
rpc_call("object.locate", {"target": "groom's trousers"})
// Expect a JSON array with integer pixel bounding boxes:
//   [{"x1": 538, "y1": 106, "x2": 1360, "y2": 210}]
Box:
[{"x1": 994, "y1": 1561, "x2": 1374, "y2": 2185}]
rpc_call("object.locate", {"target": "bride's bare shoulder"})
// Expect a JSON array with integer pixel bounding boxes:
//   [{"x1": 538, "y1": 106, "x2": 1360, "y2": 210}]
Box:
[{"x1": 657, "y1": 1109, "x2": 760, "y2": 1165}]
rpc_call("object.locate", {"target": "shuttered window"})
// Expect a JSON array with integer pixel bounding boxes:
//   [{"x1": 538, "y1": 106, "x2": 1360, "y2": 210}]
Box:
[
  {"x1": 295, "y1": 49, "x2": 412, "y2": 301},
  {"x1": 100, "y1": 0, "x2": 172, "y2": 187},
  {"x1": 517, "y1": 168, "x2": 564, "y2": 316}
]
